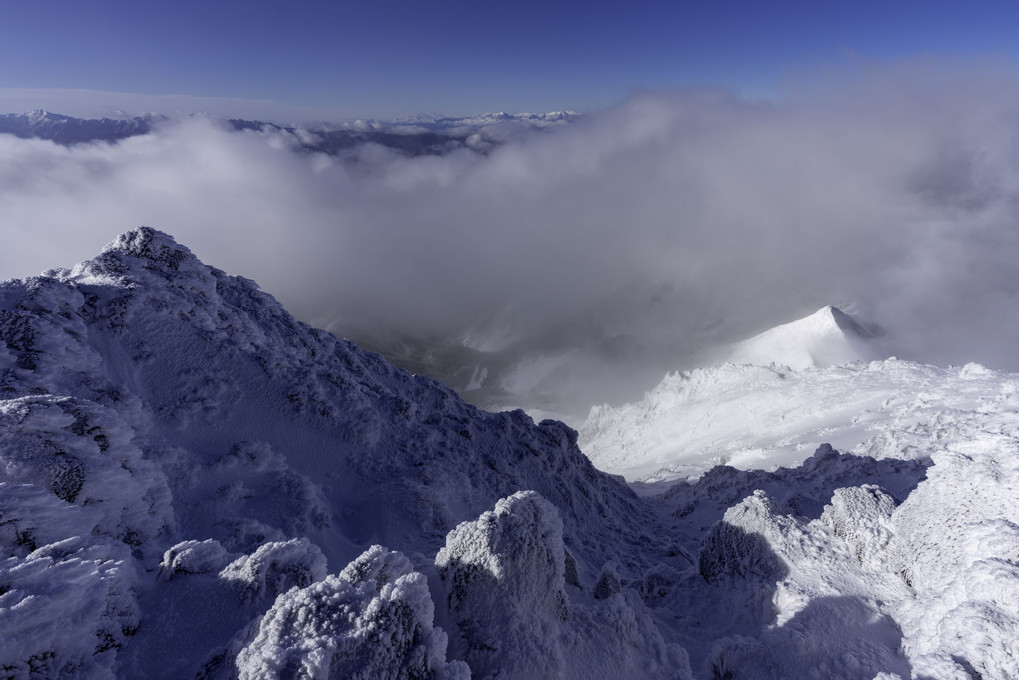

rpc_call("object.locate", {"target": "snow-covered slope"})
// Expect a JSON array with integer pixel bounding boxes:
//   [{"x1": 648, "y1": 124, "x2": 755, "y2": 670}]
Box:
[
  {"x1": 2, "y1": 230, "x2": 1018, "y2": 679},
  {"x1": 580, "y1": 306, "x2": 893, "y2": 482},
  {"x1": 580, "y1": 359, "x2": 1013, "y2": 483}
]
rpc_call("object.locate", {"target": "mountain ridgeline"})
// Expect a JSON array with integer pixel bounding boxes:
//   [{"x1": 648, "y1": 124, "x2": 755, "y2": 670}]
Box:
[{"x1": 0, "y1": 110, "x2": 578, "y2": 156}]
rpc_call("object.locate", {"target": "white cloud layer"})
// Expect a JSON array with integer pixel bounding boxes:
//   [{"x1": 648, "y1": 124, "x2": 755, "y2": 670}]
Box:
[{"x1": 4, "y1": 61, "x2": 1019, "y2": 395}]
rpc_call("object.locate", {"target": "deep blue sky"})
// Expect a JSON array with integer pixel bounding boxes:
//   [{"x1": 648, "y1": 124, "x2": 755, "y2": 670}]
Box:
[{"x1": 1, "y1": 0, "x2": 1018, "y2": 118}]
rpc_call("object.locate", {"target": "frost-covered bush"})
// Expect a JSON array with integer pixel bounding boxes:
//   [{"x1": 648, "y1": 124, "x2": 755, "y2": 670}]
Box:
[
  {"x1": 699, "y1": 491, "x2": 789, "y2": 583},
  {"x1": 436, "y1": 490, "x2": 568, "y2": 678},
  {"x1": 820, "y1": 485, "x2": 896, "y2": 566},
  {"x1": 219, "y1": 538, "x2": 328, "y2": 604},
  {"x1": 236, "y1": 545, "x2": 468, "y2": 680},
  {"x1": 434, "y1": 490, "x2": 692, "y2": 680},
  {"x1": 159, "y1": 538, "x2": 232, "y2": 580}
]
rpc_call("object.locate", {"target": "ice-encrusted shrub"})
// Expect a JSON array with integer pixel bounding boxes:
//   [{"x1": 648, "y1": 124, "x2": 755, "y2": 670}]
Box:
[
  {"x1": 219, "y1": 538, "x2": 327, "y2": 604},
  {"x1": 436, "y1": 492, "x2": 694, "y2": 680},
  {"x1": 820, "y1": 485, "x2": 896, "y2": 565},
  {"x1": 593, "y1": 561, "x2": 621, "y2": 599},
  {"x1": 706, "y1": 635, "x2": 778, "y2": 680},
  {"x1": 159, "y1": 539, "x2": 232, "y2": 580},
  {"x1": 236, "y1": 545, "x2": 468, "y2": 680},
  {"x1": 699, "y1": 491, "x2": 789, "y2": 583},
  {"x1": 435, "y1": 490, "x2": 568, "y2": 678}
]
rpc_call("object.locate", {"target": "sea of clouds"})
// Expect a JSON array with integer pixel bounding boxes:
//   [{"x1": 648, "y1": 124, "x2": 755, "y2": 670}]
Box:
[{"x1": 3, "y1": 60, "x2": 1019, "y2": 393}]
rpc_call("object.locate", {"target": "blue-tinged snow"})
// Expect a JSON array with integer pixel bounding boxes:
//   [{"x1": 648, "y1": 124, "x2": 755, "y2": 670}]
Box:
[{"x1": 1, "y1": 228, "x2": 1017, "y2": 679}]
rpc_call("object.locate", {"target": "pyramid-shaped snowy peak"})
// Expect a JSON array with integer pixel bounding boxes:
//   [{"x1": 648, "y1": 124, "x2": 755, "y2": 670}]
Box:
[{"x1": 725, "y1": 305, "x2": 875, "y2": 370}]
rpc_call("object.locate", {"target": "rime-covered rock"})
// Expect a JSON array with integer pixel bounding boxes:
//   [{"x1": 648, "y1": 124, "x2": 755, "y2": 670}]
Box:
[
  {"x1": 820, "y1": 485, "x2": 896, "y2": 566},
  {"x1": 698, "y1": 491, "x2": 790, "y2": 584},
  {"x1": 890, "y1": 438, "x2": 1019, "y2": 678},
  {"x1": 436, "y1": 491, "x2": 567, "y2": 678},
  {"x1": 235, "y1": 545, "x2": 468, "y2": 680},
  {"x1": 219, "y1": 538, "x2": 328, "y2": 604},
  {"x1": 0, "y1": 537, "x2": 138, "y2": 679},
  {"x1": 436, "y1": 491, "x2": 692, "y2": 680},
  {"x1": 159, "y1": 539, "x2": 232, "y2": 579}
]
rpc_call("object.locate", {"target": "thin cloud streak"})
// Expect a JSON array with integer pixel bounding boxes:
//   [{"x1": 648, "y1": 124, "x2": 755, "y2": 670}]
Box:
[{"x1": 3, "y1": 61, "x2": 1019, "y2": 399}]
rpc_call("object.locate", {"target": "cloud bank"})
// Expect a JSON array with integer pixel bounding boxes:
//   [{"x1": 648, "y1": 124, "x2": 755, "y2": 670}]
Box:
[{"x1": 3, "y1": 60, "x2": 1019, "y2": 406}]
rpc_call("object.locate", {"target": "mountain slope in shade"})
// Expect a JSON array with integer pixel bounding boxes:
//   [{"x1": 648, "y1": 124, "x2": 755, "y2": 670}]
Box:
[
  {"x1": 1, "y1": 229, "x2": 1017, "y2": 679},
  {"x1": 0, "y1": 228, "x2": 685, "y2": 679}
]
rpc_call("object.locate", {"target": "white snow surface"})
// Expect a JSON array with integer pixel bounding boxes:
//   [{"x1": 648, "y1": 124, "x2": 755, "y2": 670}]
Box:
[
  {"x1": 580, "y1": 330, "x2": 1013, "y2": 484},
  {"x1": 1, "y1": 228, "x2": 1017, "y2": 679}
]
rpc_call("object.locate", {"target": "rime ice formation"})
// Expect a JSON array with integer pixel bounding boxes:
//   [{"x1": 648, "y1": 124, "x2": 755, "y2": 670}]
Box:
[{"x1": 1, "y1": 228, "x2": 1017, "y2": 679}]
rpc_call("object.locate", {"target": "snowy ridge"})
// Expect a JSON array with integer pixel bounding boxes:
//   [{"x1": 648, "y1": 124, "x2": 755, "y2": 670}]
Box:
[{"x1": 2, "y1": 229, "x2": 1018, "y2": 678}]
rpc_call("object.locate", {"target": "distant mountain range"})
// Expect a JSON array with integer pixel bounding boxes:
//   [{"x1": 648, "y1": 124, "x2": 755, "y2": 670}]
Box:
[
  {"x1": 0, "y1": 110, "x2": 162, "y2": 144},
  {"x1": 0, "y1": 109, "x2": 579, "y2": 156}
]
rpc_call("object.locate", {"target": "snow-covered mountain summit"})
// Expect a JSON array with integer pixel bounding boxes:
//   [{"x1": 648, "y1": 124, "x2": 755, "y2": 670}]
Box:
[{"x1": 723, "y1": 305, "x2": 877, "y2": 370}]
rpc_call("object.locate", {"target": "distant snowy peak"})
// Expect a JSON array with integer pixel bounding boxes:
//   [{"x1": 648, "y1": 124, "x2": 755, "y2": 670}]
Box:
[
  {"x1": 724, "y1": 305, "x2": 877, "y2": 370},
  {"x1": 361, "y1": 110, "x2": 580, "y2": 130},
  {"x1": 0, "y1": 108, "x2": 577, "y2": 153},
  {"x1": 0, "y1": 110, "x2": 162, "y2": 145}
]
